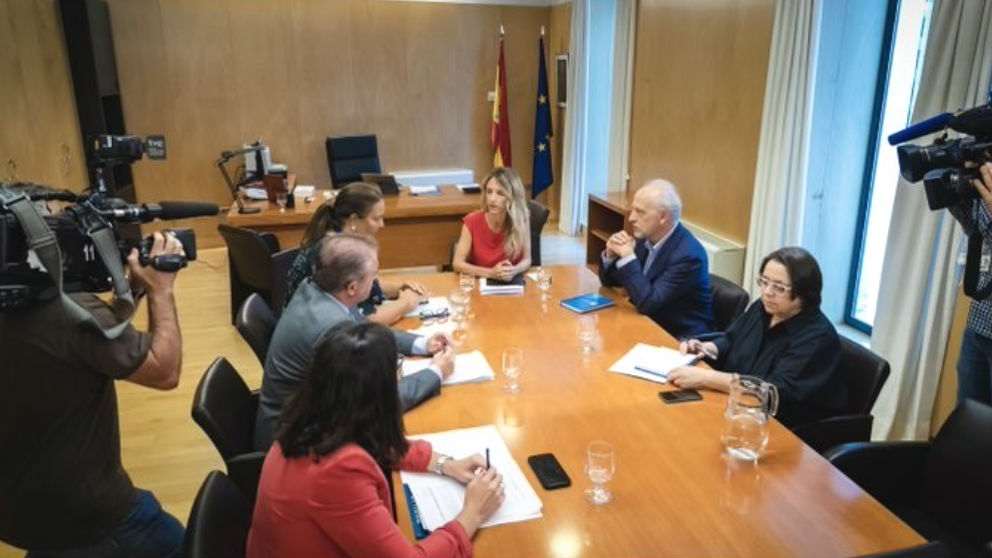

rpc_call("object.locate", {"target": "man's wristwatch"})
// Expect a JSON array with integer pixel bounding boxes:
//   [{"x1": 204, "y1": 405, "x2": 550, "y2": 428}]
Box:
[{"x1": 433, "y1": 454, "x2": 452, "y2": 476}]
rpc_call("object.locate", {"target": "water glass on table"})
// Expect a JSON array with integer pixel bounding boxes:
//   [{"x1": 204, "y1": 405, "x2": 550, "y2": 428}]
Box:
[
  {"x1": 577, "y1": 314, "x2": 598, "y2": 353},
  {"x1": 502, "y1": 347, "x2": 523, "y2": 393},
  {"x1": 459, "y1": 272, "x2": 475, "y2": 293},
  {"x1": 585, "y1": 441, "x2": 615, "y2": 505},
  {"x1": 275, "y1": 192, "x2": 288, "y2": 213},
  {"x1": 536, "y1": 268, "x2": 552, "y2": 300}
]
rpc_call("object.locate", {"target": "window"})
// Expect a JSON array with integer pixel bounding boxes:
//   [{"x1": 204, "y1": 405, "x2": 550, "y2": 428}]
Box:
[{"x1": 847, "y1": 0, "x2": 933, "y2": 332}]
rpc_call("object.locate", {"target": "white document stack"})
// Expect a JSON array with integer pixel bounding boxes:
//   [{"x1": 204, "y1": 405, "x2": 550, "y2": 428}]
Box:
[
  {"x1": 401, "y1": 350, "x2": 495, "y2": 385},
  {"x1": 609, "y1": 343, "x2": 698, "y2": 384},
  {"x1": 478, "y1": 278, "x2": 524, "y2": 296},
  {"x1": 400, "y1": 425, "x2": 543, "y2": 530},
  {"x1": 402, "y1": 297, "x2": 450, "y2": 318}
]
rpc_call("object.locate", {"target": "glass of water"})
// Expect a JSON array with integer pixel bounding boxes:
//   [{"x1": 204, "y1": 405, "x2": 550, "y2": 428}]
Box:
[
  {"x1": 502, "y1": 347, "x2": 523, "y2": 393},
  {"x1": 537, "y1": 268, "x2": 552, "y2": 301},
  {"x1": 585, "y1": 441, "x2": 615, "y2": 505},
  {"x1": 577, "y1": 314, "x2": 598, "y2": 353},
  {"x1": 275, "y1": 192, "x2": 288, "y2": 213},
  {"x1": 459, "y1": 273, "x2": 475, "y2": 293}
]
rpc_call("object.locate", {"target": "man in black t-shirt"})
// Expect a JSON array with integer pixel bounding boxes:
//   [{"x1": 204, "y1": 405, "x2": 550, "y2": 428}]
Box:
[{"x1": 0, "y1": 232, "x2": 186, "y2": 557}]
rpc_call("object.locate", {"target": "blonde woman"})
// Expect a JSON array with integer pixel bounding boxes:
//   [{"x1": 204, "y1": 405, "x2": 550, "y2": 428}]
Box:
[{"x1": 452, "y1": 167, "x2": 531, "y2": 280}]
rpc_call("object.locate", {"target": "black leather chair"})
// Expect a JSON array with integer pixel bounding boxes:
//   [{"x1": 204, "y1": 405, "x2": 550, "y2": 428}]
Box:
[
  {"x1": 793, "y1": 337, "x2": 890, "y2": 454},
  {"x1": 235, "y1": 294, "x2": 277, "y2": 368},
  {"x1": 326, "y1": 135, "x2": 381, "y2": 187},
  {"x1": 528, "y1": 200, "x2": 551, "y2": 266},
  {"x1": 218, "y1": 224, "x2": 298, "y2": 324},
  {"x1": 856, "y1": 541, "x2": 952, "y2": 558},
  {"x1": 191, "y1": 357, "x2": 266, "y2": 500},
  {"x1": 183, "y1": 471, "x2": 253, "y2": 558},
  {"x1": 709, "y1": 273, "x2": 749, "y2": 332},
  {"x1": 825, "y1": 400, "x2": 992, "y2": 556}
]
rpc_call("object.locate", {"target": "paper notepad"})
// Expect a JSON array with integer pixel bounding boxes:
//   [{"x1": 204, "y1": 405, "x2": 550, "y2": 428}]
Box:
[
  {"x1": 479, "y1": 277, "x2": 524, "y2": 295},
  {"x1": 401, "y1": 350, "x2": 494, "y2": 385},
  {"x1": 609, "y1": 343, "x2": 698, "y2": 384},
  {"x1": 409, "y1": 185, "x2": 440, "y2": 196},
  {"x1": 401, "y1": 425, "x2": 543, "y2": 530}
]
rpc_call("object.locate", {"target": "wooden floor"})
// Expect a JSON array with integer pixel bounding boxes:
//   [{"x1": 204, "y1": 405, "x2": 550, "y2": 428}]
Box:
[{"x1": 0, "y1": 229, "x2": 585, "y2": 555}]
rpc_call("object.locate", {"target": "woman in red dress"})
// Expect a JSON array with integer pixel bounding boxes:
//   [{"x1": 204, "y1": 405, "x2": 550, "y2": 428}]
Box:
[
  {"x1": 452, "y1": 167, "x2": 532, "y2": 281},
  {"x1": 247, "y1": 322, "x2": 505, "y2": 558}
]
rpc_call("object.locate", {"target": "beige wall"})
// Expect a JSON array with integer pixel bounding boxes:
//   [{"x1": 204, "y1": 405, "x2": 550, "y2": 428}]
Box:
[
  {"x1": 628, "y1": 0, "x2": 775, "y2": 243},
  {"x1": 931, "y1": 288, "x2": 970, "y2": 436}
]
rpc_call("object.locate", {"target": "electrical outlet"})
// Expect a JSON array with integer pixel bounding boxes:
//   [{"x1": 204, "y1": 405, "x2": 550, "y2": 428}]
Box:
[{"x1": 487, "y1": 91, "x2": 495, "y2": 102}]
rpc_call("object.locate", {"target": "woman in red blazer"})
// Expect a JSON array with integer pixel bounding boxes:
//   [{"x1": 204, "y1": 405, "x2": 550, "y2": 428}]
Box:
[{"x1": 247, "y1": 322, "x2": 505, "y2": 558}]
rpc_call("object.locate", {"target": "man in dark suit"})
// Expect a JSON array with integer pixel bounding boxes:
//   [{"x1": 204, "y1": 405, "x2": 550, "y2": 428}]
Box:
[
  {"x1": 599, "y1": 179, "x2": 713, "y2": 338},
  {"x1": 254, "y1": 233, "x2": 454, "y2": 450}
]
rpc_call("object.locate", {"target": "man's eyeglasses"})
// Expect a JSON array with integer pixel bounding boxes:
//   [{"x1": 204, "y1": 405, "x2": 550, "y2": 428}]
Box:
[{"x1": 755, "y1": 275, "x2": 792, "y2": 297}]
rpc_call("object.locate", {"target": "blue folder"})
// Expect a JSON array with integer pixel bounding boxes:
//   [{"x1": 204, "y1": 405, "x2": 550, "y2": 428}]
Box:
[
  {"x1": 560, "y1": 293, "x2": 616, "y2": 314},
  {"x1": 403, "y1": 483, "x2": 431, "y2": 540}
]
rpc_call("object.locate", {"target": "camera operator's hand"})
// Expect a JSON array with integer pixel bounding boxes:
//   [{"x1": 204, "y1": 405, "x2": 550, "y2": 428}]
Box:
[
  {"x1": 972, "y1": 162, "x2": 992, "y2": 214},
  {"x1": 127, "y1": 232, "x2": 185, "y2": 295}
]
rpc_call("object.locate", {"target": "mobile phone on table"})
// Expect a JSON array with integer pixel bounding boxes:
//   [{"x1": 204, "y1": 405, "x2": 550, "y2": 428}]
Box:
[
  {"x1": 527, "y1": 453, "x2": 571, "y2": 490},
  {"x1": 659, "y1": 389, "x2": 702, "y2": 404}
]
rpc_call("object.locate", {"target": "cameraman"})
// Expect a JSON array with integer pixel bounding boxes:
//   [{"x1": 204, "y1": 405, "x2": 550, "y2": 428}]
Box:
[
  {"x1": 950, "y1": 162, "x2": 992, "y2": 405},
  {"x1": 0, "y1": 232, "x2": 186, "y2": 557}
]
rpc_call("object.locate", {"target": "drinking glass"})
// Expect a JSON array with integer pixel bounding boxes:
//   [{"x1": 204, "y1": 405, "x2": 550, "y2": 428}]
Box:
[
  {"x1": 577, "y1": 314, "x2": 598, "y2": 353},
  {"x1": 459, "y1": 273, "x2": 475, "y2": 293},
  {"x1": 585, "y1": 441, "x2": 615, "y2": 505},
  {"x1": 275, "y1": 192, "x2": 288, "y2": 213},
  {"x1": 502, "y1": 347, "x2": 523, "y2": 393},
  {"x1": 537, "y1": 268, "x2": 552, "y2": 301}
]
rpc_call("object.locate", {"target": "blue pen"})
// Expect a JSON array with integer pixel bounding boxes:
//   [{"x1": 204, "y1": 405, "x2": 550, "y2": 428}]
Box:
[{"x1": 485, "y1": 448, "x2": 490, "y2": 470}]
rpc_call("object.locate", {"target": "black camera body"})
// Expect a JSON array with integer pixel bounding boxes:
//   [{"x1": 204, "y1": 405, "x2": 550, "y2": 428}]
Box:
[{"x1": 894, "y1": 104, "x2": 992, "y2": 209}]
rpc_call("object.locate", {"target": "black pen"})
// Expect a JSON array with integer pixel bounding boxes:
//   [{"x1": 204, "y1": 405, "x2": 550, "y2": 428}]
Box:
[{"x1": 486, "y1": 448, "x2": 490, "y2": 470}]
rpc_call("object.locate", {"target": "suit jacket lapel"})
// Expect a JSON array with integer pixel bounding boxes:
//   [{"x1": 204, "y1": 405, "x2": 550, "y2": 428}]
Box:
[{"x1": 644, "y1": 224, "x2": 683, "y2": 280}]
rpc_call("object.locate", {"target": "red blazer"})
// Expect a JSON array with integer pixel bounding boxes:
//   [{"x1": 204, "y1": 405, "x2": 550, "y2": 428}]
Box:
[{"x1": 247, "y1": 440, "x2": 472, "y2": 558}]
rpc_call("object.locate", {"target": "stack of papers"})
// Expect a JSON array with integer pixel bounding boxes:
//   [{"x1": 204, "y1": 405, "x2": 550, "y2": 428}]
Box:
[
  {"x1": 401, "y1": 350, "x2": 494, "y2": 385},
  {"x1": 409, "y1": 185, "x2": 440, "y2": 196},
  {"x1": 402, "y1": 297, "x2": 450, "y2": 319},
  {"x1": 455, "y1": 183, "x2": 481, "y2": 193},
  {"x1": 401, "y1": 425, "x2": 543, "y2": 530},
  {"x1": 609, "y1": 343, "x2": 698, "y2": 384},
  {"x1": 479, "y1": 277, "x2": 524, "y2": 296},
  {"x1": 240, "y1": 187, "x2": 268, "y2": 200}
]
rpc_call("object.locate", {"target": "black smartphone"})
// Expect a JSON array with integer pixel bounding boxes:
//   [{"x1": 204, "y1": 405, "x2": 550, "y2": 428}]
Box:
[
  {"x1": 659, "y1": 389, "x2": 702, "y2": 404},
  {"x1": 527, "y1": 453, "x2": 571, "y2": 490}
]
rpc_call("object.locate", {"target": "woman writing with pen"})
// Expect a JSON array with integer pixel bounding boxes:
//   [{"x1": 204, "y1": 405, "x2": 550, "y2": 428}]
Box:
[
  {"x1": 248, "y1": 322, "x2": 505, "y2": 558},
  {"x1": 284, "y1": 182, "x2": 429, "y2": 324},
  {"x1": 668, "y1": 247, "x2": 847, "y2": 428}
]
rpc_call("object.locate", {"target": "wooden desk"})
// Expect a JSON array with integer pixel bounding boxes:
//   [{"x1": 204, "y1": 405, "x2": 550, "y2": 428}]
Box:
[
  {"x1": 224, "y1": 186, "x2": 481, "y2": 268},
  {"x1": 390, "y1": 266, "x2": 922, "y2": 557}
]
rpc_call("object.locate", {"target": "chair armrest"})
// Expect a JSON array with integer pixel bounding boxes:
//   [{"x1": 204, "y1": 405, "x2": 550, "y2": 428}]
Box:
[
  {"x1": 793, "y1": 414, "x2": 873, "y2": 454},
  {"x1": 227, "y1": 451, "x2": 267, "y2": 502},
  {"x1": 269, "y1": 248, "x2": 300, "y2": 310},
  {"x1": 824, "y1": 441, "x2": 930, "y2": 509},
  {"x1": 260, "y1": 232, "x2": 280, "y2": 253}
]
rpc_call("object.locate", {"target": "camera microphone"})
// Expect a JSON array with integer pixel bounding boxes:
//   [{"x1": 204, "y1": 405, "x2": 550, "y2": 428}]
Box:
[
  {"x1": 106, "y1": 201, "x2": 219, "y2": 222},
  {"x1": 887, "y1": 112, "x2": 954, "y2": 145}
]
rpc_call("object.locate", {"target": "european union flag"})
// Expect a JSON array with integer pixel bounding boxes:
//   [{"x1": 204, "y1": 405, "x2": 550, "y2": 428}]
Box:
[{"x1": 531, "y1": 36, "x2": 553, "y2": 198}]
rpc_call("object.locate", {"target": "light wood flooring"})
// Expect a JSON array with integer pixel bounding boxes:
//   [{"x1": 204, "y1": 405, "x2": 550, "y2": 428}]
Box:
[{"x1": 0, "y1": 228, "x2": 585, "y2": 556}]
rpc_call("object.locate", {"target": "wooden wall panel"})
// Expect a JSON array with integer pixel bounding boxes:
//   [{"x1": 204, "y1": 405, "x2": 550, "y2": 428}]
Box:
[
  {"x1": 628, "y1": 0, "x2": 774, "y2": 243},
  {"x1": 0, "y1": 0, "x2": 87, "y2": 190},
  {"x1": 543, "y1": 0, "x2": 570, "y2": 220},
  {"x1": 102, "y1": 0, "x2": 550, "y2": 247}
]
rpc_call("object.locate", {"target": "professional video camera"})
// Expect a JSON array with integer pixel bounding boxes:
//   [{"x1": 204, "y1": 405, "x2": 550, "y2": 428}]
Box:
[
  {"x1": 889, "y1": 103, "x2": 992, "y2": 210},
  {"x1": 0, "y1": 134, "x2": 218, "y2": 312}
]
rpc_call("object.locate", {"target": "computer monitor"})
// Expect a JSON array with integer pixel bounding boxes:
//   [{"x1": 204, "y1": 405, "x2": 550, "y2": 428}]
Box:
[{"x1": 360, "y1": 173, "x2": 400, "y2": 196}]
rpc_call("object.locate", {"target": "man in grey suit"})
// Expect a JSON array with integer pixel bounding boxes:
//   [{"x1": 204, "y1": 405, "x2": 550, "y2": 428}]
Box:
[{"x1": 254, "y1": 233, "x2": 454, "y2": 450}]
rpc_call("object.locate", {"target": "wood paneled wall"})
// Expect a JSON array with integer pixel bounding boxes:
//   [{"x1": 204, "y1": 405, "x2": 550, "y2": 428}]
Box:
[
  {"x1": 628, "y1": 0, "x2": 775, "y2": 243},
  {"x1": 0, "y1": 0, "x2": 88, "y2": 191},
  {"x1": 540, "y1": 0, "x2": 570, "y2": 221},
  {"x1": 107, "y1": 0, "x2": 550, "y2": 209}
]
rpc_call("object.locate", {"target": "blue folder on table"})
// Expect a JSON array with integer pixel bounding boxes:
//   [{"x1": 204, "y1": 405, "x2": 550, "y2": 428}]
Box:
[
  {"x1": 404, "y1": 483, "x2": 431, "y2": 540},
  {"x1": 560, "y1": 293, "x2": 615, "y2": 314}
]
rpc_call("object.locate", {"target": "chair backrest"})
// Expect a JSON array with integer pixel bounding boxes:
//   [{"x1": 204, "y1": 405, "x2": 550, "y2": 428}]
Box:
[
  {"x1": 235, "y1": 294, "x2": 277, "y2": 367},
  {"x1": 709, "y1": 274, "x2": 749, "y2": 332},
  {"x1": 921, "y1": 399, "x2": 992, "y2": 549},
  {"x1": 191, "y1": 357, "x2": 257, "y2": 459},
  {"x1": 838, "y1": 337, "x2": 890, "y2": 415},
  {"x1": 326, "y1": 135, "x2": 380, "y2": 187},
  {"x1": 183, "y1": 471, "x2": 253, "y2": 558},
  {"x1": 218, "y1": 224, "x2": 278, "y2": 290},
  {"x1": 528, "y1": 200, "x2": 550, "y2": 266}
]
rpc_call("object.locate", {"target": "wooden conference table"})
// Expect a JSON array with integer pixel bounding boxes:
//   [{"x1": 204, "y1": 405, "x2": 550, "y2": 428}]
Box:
[
  {"x1": 390, "y1": 266, "x2": 923, "y2": 557},
  {"x1": 224, "y1": 185, "x2": 480, "y2": 268}
]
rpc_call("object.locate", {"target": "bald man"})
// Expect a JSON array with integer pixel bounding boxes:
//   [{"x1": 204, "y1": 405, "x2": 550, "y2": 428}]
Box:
[{"x1": 599, "y1": 180, "x2": 713, "y2": 337}]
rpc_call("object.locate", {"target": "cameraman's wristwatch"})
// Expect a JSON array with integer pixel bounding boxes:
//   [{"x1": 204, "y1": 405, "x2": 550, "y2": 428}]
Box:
[{"x1": 433, "y1": 454, "x2": 452, "y2": 476}]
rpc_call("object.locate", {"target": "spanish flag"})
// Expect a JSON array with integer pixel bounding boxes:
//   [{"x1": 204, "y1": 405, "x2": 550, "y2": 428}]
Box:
[{"x1": 491, "y1": 32, "x2": 512, "y2": 168}]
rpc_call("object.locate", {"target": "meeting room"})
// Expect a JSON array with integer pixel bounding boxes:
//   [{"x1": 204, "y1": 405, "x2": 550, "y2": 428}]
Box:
[{"x1": 2, "y1": 0, "x2": 991, "y2": 556}]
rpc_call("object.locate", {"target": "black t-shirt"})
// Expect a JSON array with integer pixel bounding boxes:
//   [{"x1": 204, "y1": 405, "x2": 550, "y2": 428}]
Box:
[
  {"x1": 0, "y1": 293, "x2": 150, "y2": 550},
  {"x1": 713, "y1": 301, "x2": 847, "y2": 428}
]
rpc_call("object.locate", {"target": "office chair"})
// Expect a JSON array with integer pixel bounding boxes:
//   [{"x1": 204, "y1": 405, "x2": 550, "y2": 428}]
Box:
[
  {"x1": 218, "y1": 224, "x2": 298, "y2": 324},
  {"x1": 709, "y1": 273, "x2": 749, "y2": 332},
  {"x1": 855, "y1": 541, "x2": 952, "y2": 558},
  {"x1": 528, "y1": 200, "x2": 551, "y2": 266},
  {"x1": 326, "y1": 135, "x2": 381, "y2": 187},
  {"x1": 191, "y1": 357, "x2": 266, "y2": 500},
  {"x1": 793, "y1": 337, "x2": 889, "y2": 454},
  {"x1": 235, "y1": 294, "x2": 277, "y2": 368},
  {"x1": 183, "y1": 471, "x2": 253, "y2": 558},
  {"x1": 826, "y1": 399, "x2": 992, "y2": 556}
]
